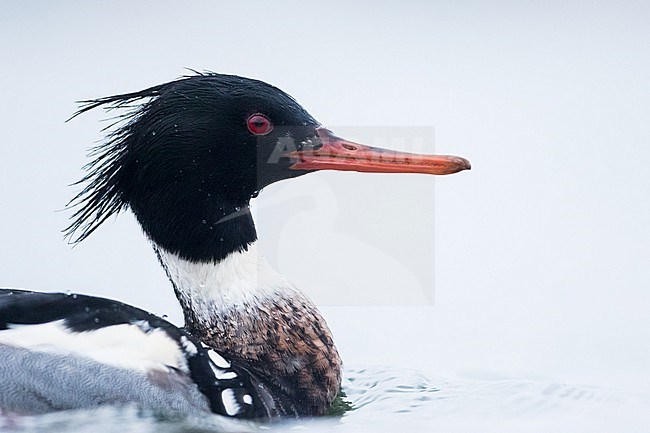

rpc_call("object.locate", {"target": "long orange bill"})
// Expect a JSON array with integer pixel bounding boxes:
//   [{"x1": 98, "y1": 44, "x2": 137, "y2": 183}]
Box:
[{"x1": 288, "y1": 127, "x2": 471, "y2": 175}]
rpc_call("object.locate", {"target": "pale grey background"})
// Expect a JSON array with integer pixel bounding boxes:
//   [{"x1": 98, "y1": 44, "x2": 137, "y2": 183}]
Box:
[{"x1": 1, "y1": 0, "x2": 649, "y2": 395}]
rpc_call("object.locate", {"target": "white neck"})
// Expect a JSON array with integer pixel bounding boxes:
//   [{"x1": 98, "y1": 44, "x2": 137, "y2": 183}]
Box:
[{"x1": 155, "y1": 241, "x2": 297, "y2": 324}]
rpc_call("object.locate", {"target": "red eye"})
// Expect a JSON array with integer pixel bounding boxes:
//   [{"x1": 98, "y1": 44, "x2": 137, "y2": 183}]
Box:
[{"x1": 246, "y1": 114, "x2": 273, "y2": 136}]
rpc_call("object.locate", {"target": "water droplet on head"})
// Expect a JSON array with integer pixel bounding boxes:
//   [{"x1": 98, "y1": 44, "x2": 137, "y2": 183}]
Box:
[
  {"x1": 152, "y1": 131, "x2": 156, "y2": 136},
  {"x1": 162, "y1": 314, "x2": 169, "y2": 319},
  {"x1": 202, "y1": 219, "x2": 207, "y2": 224},
  {"x1": 93, "y1": 317, "x2": 100, "y2": 324},
  {"x1": 65, "y1": 290, "x2": 71, "y2": 296},
  {"x1": 72, "y1": 294, "x2": 78, "y2": 299}
]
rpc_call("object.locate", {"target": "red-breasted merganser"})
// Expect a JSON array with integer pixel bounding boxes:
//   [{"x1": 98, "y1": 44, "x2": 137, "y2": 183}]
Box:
[{"x1": 0, "y1": 73, "x2": 470, "y2": 419}]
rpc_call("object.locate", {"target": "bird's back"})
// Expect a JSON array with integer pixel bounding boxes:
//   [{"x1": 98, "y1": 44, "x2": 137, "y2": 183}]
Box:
[{"x1": 0, "y1": 288, "x2": 288, "y2": 418}]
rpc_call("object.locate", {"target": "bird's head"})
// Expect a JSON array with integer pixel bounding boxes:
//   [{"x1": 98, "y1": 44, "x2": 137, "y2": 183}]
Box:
[{"x1": 66, "y1": 73, "x2": 470, "y2": 261}]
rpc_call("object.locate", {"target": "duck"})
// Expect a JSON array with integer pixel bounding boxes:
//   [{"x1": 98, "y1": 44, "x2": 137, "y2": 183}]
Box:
[{"x1": 0, "y1": 72, "x2": 470, "y2": 419}]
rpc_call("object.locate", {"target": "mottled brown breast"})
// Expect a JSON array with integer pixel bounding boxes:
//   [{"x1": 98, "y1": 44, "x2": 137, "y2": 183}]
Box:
[{"x1": 185, "y1": 291, "x2": 342, "y2": 416}]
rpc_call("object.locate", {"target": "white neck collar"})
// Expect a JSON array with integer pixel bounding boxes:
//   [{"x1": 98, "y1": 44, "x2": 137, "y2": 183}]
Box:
[{"x1": 155, "y1": 241, "x2": 296, "y2": 324}]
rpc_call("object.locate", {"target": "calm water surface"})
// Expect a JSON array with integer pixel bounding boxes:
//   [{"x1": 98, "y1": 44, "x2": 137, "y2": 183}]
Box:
[{"x1": 3, "y1": 367, "x2": 649, "y2": 433}]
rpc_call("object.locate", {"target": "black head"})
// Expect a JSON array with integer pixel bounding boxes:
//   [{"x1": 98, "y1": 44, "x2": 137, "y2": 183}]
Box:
[
  {"x1": 66, "y1": 72, "x2": 470, "y2": 262},
  {"x1": 66, "y1": 73, "x2": 324, "y2": 261}
]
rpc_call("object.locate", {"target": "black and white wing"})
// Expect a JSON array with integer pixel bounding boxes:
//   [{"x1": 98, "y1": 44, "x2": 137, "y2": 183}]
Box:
[{"x1": 0, "y1": 289, "x2": 283, "y2": 418}]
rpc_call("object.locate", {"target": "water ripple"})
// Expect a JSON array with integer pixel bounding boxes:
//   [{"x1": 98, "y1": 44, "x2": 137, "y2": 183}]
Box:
[{"x1": 3, "y1": 367, "x2": 650, "y2": 433}]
